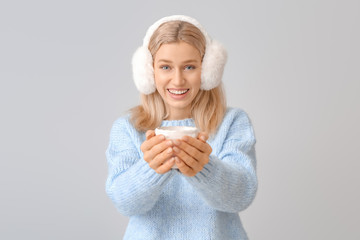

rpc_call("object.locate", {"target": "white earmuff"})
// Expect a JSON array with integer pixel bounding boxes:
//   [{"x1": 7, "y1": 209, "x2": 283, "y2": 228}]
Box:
[{"x1": 132, "y1": 15, "x2": 227, "y2": 95}]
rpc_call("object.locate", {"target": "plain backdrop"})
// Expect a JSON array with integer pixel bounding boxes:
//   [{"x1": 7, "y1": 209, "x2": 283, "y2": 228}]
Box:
[{"x1": 1, "y1": 0, "x2": 359, "y2": 239}]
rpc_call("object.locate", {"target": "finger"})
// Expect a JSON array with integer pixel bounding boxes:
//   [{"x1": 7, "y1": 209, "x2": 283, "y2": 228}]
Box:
[
  {"x1": 181, "y1": 135, "x2": 212, "y2": 154},
  {"x1": 177, "y1": 138, "x2": 206, "y2": 159},
  {"x1": 148, "y1": 146, "x2": 173, "y2": 169},
  {"x1": 141, "y1": 134, "x2": 166, "y2": 152},
  {"x1": 154, "y1": 157, "x2": 175, "y2": 174},
  {"x1": 146, "y1": 130, "x2": 156, "y2": 140},
  {"x1": 197, "y1": 132, "x2": 209, "y2": 142},
  {"x1": 173, "y1": 146, "x2": 203, "y2": 172},
  {"x1": 175, "y1": 156, "x2": 197, "y2": 177},
  {"x1": 144, "y1": 140, "x2": 173, "y2": 162}
]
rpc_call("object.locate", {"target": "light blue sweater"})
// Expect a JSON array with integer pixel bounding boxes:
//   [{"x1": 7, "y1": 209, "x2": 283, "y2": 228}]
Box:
[{"x1": 105, "y1": 107, "x2": 257, "y2": 240}]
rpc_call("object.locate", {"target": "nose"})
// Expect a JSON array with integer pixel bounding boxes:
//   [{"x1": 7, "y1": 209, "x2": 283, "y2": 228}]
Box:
[{"x1": 172, "y1": 68, "x2": 185, "y2": 86}]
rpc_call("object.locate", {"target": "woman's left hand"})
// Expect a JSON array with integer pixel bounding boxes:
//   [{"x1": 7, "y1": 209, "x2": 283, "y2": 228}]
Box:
[{"x1": 172, "y1": 132, "x2": 212, "y2": 177}]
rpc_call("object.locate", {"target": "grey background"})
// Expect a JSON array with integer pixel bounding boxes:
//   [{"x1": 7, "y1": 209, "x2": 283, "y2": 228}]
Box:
[{"x1": 1, "y1": 0, "x2": 359, "y2": 239}]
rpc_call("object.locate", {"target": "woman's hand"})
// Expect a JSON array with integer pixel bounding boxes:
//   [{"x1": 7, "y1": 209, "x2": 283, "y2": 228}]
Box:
[
  {"x1": 172, "y1": 132, "x2": 212, "y2": 177},
  {"x1": 140, "y1": 130, "x2": 175, "y2": 174}
]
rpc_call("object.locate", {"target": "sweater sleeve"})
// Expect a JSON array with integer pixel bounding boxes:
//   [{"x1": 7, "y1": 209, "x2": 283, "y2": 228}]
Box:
[
  {"x1": 185, "y1": 109, "x2": 257, "y2": 213},
  {"x1": 105, "y1": 117, "x2": 175, "y2": 216}
]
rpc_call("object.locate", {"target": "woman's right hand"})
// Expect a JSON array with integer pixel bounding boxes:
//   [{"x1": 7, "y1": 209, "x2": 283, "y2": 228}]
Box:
[{"x1": 140, "y1": 130, "x2": 175, "y2": 174}]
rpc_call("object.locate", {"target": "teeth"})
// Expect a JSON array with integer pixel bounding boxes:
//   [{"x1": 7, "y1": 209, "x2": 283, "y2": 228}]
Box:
[{"x1": 168, "y1": 89, "x2": 189, "y2": 95}]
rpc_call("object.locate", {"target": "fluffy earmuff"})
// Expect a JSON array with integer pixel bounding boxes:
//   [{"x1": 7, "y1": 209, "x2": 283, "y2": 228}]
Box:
[{"x1": 132, "y1": 15, "x2": 227, "y2": 94}]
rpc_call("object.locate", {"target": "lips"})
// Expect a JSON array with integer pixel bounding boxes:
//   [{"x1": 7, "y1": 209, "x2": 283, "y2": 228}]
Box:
[{"x1": 167, "y1": 89, "x2": 190, "y2": 95}]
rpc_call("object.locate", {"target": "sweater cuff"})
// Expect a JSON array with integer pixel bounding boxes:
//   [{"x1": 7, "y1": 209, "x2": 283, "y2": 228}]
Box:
[
  {"x1": 185, "y1": 154, "x2": 220, "y2": 185},
  {"x1": 126, "y1": 158, "x2": 175, "y2": 188},
  {"x1": 107, "y1": 158, "x2": 176, "y2": 216}
]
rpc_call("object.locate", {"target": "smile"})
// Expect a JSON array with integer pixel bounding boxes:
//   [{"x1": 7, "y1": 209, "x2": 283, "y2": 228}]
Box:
[{"x1": 167, "y1": 89, "x2": 189, "y2": 95}]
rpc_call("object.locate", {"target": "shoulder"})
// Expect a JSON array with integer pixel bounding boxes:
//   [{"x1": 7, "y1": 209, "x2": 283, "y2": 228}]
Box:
[
  {"x1": 107, "y1": 113, "x2": 145, "y2": 152},
  {"x1": 111, "y1": 113, "x2": 131, "y2": 130},
  {"x1": 109, "y1": 113, "x2": 142, "y2": 140},
  {"x1": 212, "y1": 107, "x2": 256, "y2": 144},
  {"x1": 222, "y1": 107, "x2": 255, "y2": 129}
]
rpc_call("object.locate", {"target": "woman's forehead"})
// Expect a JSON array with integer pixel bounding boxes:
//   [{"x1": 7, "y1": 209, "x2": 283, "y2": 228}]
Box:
[{"x1": 154, "y1": 41, "x2": 201, "y2": 63}]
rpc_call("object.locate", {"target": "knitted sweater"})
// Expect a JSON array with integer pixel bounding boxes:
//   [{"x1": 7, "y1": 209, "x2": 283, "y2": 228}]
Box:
[{"x1": 105, "y1": 107, "x2": 257, "y2": 240}]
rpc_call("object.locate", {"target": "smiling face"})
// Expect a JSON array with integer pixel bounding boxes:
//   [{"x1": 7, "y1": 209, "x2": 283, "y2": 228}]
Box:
[{"x1": 153, "y1": 40, "x2": 202, "y2": 120}]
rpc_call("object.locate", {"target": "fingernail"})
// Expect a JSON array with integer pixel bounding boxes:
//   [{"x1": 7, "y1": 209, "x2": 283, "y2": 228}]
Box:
[
  {"x1": 167, "y1": 147, "x2": 172, "y2": 154},
  {"x1": 173, "y1": 146, "x2": 180, "y2": 153},
  {"x1": 175, "y1": 157, "x2": 181, "y2": 164},
  {"x1": 200, "y1": 136, "x2": 206, "y2": 141},
  {"x1": 181, "y1": 136, "x2": 188, "y2": 141},
  {"x1": 173, "y1": 139, "x2": 180, "y2": 145},
  {"x1": 167, "y1": 140, "x2": 173, "y2": 146},
  {"x1": 159, "y1": 135, "x2": 165, "y2": 140}
]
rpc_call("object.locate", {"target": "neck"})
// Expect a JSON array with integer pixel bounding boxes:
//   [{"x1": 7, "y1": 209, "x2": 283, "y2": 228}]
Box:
[{"x1": 166, "y1": 108, "x2": 191, "y2": 120}]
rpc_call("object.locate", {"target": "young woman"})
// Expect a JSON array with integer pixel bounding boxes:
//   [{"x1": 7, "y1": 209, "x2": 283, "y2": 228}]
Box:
[{"x1": 105, "y1": 15, "x2": 257, "y2": 240}]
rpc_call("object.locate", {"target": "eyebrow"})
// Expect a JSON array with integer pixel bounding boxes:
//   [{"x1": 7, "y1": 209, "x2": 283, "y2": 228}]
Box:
[{"x1": 156, "y1": 59, "x2": 199, "y2": 64}]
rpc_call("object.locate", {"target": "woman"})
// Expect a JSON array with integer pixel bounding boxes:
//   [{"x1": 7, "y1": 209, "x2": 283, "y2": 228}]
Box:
[{"x1": 105, "y1": 15, "x2": 257, "y2": 240}]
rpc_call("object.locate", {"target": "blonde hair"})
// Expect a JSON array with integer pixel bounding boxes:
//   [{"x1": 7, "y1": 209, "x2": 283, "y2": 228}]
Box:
[{"x1": 129, "y1": 21, "x2": 226, "y2": 135}]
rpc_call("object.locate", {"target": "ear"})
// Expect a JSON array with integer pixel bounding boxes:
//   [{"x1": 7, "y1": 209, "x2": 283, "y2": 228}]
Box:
[
  {"x1": 201, "y1": 40, "x2": 227, "y2": 90},
  {"x1": 132, "y1": 46, "x2": 156, "y2": 94}
]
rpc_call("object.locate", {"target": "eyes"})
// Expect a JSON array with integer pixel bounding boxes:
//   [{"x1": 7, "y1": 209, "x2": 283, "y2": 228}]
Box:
[{"x1": 160, "y1": 65, "x2": 196, "y2": 71}]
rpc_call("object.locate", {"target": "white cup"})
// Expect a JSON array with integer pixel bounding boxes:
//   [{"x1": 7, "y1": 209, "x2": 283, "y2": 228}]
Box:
[{"x1": 155, "y1": 126, "x2": 200, "y2": 169}]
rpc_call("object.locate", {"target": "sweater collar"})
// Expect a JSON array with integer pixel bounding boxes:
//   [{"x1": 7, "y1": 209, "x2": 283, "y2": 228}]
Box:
[{"x1": 160, "y1": 118, "x2": 195, "y2": 127}]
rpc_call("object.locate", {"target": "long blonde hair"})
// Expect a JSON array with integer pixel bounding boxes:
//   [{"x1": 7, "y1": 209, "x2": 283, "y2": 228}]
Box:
[{"x1": 129, "y1": 20, "x2": 226, "y2": 135}]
